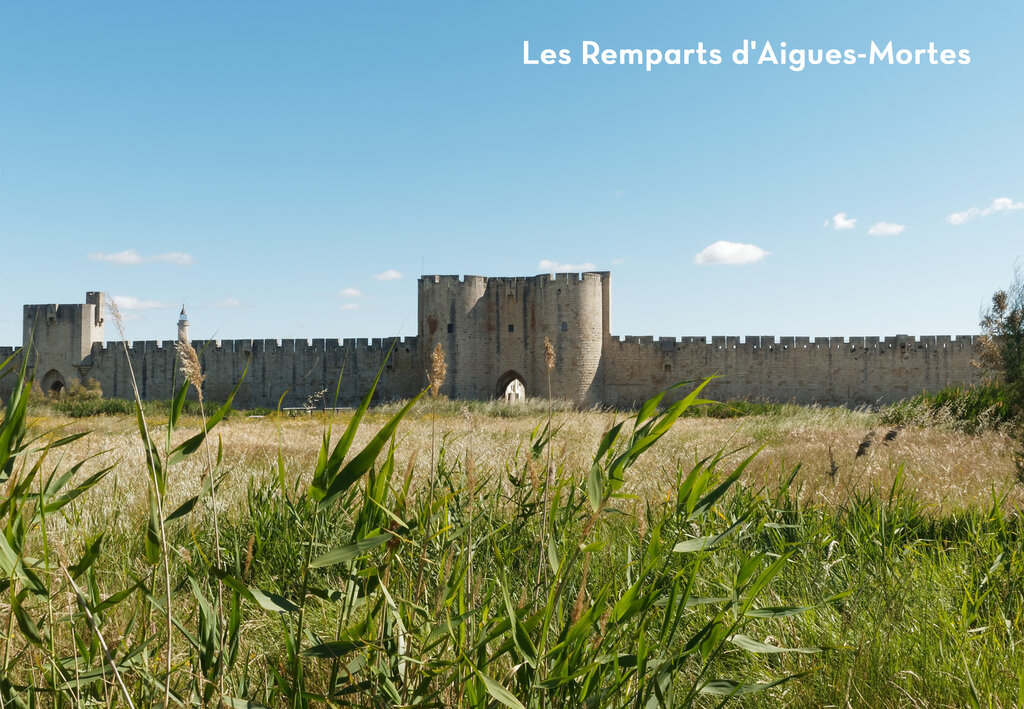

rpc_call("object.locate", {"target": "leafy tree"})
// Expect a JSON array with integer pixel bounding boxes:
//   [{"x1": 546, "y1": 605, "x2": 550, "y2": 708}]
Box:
[
  {"x1": 977, "y1": 266, "x2": 1024, "y2": 415},
  {"x1": 977, "y1": 265, "x2": 1024, "y2": 480}
]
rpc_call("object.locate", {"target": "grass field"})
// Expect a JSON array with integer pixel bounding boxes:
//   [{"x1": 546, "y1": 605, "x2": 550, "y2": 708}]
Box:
[
  {"x1": 3, "y1": 367, "x2": 1023, "y2": 707},
  {"x1": 42, "y1": 398, "x2": 1020, "y2": 534}
]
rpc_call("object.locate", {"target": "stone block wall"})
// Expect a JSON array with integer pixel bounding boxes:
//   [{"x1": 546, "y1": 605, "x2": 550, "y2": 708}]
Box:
[
  {"x1": 3, "y1": 280, "x2": 984, "y2": 409},
  {"x1": 0, "y1": 347, "x2": 22, "y2": 402},
  {"x1": 418, "y1": 273, "x2": 607, "y2": 404},
  {"x1": 601, "y1": 334, "x2": 981, "y2": 406},
  {"x1": 22, "y1": 296, "x2": 104, "y2": 394},
  {"x1": 84, "y1": 337, "x2": 422, "y2": 408}
]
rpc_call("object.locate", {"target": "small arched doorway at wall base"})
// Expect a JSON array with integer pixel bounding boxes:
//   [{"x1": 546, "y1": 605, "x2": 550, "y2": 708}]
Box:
[
  {"x1": 40, "y1": 369, "x2": 66, "y2": 396},
  {"x1": 496, "y1": 370, "x2": 526, "y2": 403}
]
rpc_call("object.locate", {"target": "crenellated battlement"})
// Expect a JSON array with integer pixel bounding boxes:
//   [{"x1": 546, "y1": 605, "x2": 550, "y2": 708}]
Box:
[
  {"x1": 4, "y1": 280, "x2": 981, "y2": 407},
  {"x1": 420, "y1": 272, "x2": 608, "y2": 290},
  {"x1": 91, "y1": 336, "x2": 420, "y2": 355},
  {"x1": 610, "y1": 334, "x2": 978, "y2": 350},
  {"x1": 421, "y1": 274, "x2": 486, "y2": 288}
]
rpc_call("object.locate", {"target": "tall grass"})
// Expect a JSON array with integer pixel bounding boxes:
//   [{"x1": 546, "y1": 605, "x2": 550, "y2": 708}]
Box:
[
  {"x1": 2, "y1": 349, "x2": 1022, "y2": 706},
  {"x1": 881, "y1": 382, "x2": 1018, "y2": 434}
]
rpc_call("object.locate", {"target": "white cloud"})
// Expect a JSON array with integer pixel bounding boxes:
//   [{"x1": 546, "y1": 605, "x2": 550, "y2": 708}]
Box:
[
  {"x1": 831, "y1": 212, "x2": 857, "y2": 230},
  {"x1": 989, "y1": 197, "x2": 1024, "y2": 212},
  {"x1": 694, "y1": 241, "x2": 769, "y2": 266},
  {"x1": 210, "y1": 298, "x2": 244, "y2": 309},
  {"x1": 339, "y1": 287, "x2": 362, "y2": 297},
  {"x1": 868, "y1": 221, "x2": 907, "y2": 237},
  {"x1": 112, "y1": 295, "x2": 172, "y2": 310},
  {"x1": 611, "y1": 257, "x2": 626, "y2": 265},
  {"x1": 947, "y1": 207, "x2": 981, "y2": 226},
  {"x1": 373, "y1": 269, "x2": 402, "y2": 281},
  {"x1": 538, "y1": 259, "x2": 597, "y2": 272},
  {"x1": 90, "y1": 249, "x2": 143, "y2": 265},
  {"x1": 947, "y1": 196, "x2": 1024, "y2": 225},
  {"x1": 89, "y1": 249, "x2": 194, "y2": 266},
  {"x1": 613, "y1": 190, "x2": 625, "y2": 198},
  {"x1": 339, "y1": 303, "x2": 360, "y2": 311}
]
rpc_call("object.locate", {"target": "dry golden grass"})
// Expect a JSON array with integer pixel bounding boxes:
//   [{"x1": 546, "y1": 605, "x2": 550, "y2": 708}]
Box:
[{"x1": 27, "y1": 401, "x2": 1022, "y2": 549}]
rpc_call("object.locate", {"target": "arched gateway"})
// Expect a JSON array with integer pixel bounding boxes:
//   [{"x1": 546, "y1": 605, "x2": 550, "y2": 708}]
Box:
[{"x1": 496, "y1": 370, "x2": 526, "y2": 402}]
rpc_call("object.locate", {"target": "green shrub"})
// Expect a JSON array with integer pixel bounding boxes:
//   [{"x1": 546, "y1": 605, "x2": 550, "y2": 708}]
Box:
[
  {"x1": 69, "y1": 376, "x2": 103, "y2": 399},
  {"x1": 881, "y1": 383, "x2": 1016, "y2": 433},
  {"x1": 41, "y1": 394, "x2": 227, "y2": 419}
]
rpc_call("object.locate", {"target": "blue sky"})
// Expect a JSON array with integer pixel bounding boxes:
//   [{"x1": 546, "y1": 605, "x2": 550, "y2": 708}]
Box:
[{"x1": 1, "y1": 1, "x2": 1022, "y2": 345}]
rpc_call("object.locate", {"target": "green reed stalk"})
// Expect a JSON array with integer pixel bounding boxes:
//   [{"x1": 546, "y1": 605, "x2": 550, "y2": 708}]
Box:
[
  {"x1": 62, "y1": 566, "x2": 137, "y2": 709},
  {"x1": 176, "y1": 339, "x2": 227, "y2": 701},
  {"x1": 537, "y1": 336, "x2": 556, "y2": 587},
  {"x1": 109, "y1": 299, "x2": 173, "y2": 708}
]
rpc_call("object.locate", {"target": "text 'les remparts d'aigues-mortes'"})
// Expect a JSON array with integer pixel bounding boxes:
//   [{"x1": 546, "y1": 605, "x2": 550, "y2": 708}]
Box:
[{"x1": 523, "y1": 40, "x2": 971, "y2": 73}]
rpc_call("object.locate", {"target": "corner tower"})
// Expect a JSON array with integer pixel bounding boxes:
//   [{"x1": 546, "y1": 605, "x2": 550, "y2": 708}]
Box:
[
  {"x1": 22, "y1": 292, "x2": 105, "y2": 394},
  {"x1": 417, "y1": 272, "x2": 609, "y2": 404}
]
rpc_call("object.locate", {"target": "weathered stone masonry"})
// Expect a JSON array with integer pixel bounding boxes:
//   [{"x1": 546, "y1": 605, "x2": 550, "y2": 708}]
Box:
[{"x1": 1, "y1": 272, "x2": 981, "y2": 408}]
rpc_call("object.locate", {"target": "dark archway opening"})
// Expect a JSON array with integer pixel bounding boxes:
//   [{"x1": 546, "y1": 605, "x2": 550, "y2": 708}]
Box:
[
  {"x1": 496, "y1": 370, "x2": 526, "y2": 403},
  {"x1": 41, "y1": 369, "x2": 67, "y2": 397}
]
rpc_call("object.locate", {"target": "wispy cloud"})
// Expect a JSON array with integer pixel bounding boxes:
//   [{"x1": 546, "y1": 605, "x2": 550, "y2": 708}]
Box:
[
  {"x1": 91, "y1": 250, "x2": 143, "y2": 265},
  {"x1": 339, "y1": 287, "x2": 362, "y2": 297},
  {"x1": 112, "y1": 295, "x2": 172, "y2": 310},
  {"x1": 611, "y1": 257, "x2": 626, "y2": 265},
  {"x1": 373, "y1": 269, "x2": 402, "y2": 281},
  {"x1": 830, "y1": 212, "x2": 857, "y2": 230},
  {"x1": 946, "y1": 197, "x2": 1023, "y2": 226},
  {"x1": 538, "y1": 259, "x2": 597, "y2": 272},
  {"x1": 339, "y1": 303, "x2": 361, "y2": 311},
  {"x1": 868, "y1": 221, "x2": 907, "y2": 237},
  {"x1": 694, "y1": 241, "x2": 769, "y2": 266},
  {"x1": 89, "y1": 249, "x2": 195, "y2": 266}
]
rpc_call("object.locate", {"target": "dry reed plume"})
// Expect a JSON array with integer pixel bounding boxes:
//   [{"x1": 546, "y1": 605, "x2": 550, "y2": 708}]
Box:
[
  {"x1": 428, "y1": 342, "x2": 447, "y2": 397},
  {"x1": 175, "y1": 339, "x2": 205, "y2": 399}
]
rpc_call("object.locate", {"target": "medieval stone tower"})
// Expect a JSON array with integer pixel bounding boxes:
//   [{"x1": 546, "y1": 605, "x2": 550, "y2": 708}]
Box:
[
  {"x1": 417, "y1": 273, "x2": 610, "y2": 404},
  {"x1": 21, "y1": 291, "x2": 105, "y2": 394}
]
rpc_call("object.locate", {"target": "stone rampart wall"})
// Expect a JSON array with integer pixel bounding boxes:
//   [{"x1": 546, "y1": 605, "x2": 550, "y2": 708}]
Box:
[
  {"x1": 1, "y1": 279, "x2": 986, "y2": 410},
  {"x1": 82, "y1": 337, "x2": 422, "y2": 408},
  {"x1": 601, "y1": 334, "x2": 981, "y2": 406},
  {"x1": 0, "y1": 333, "x2": 984, "y2": 409},
  {"x1": 0, "y1": 347, "x2": 21, "y2": 402}
]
